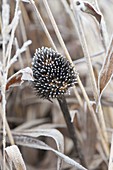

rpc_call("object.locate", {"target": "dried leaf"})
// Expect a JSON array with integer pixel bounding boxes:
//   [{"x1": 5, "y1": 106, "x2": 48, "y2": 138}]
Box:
[
  {"x1": 6, "y1": 73, "x2": 21, "y2": 90},
  {"x1": 75, "y1": 0, "x2": 101, "y2": 23},
  {"x1": 6, "y1": 67, "x2": 34, "y2": 90},
  {"x1": 37, "y1": 123, "x2": 66, "y2": 129},
  {"x1": 14, "y1": 118, "x2": 49, "y2": 131},
  {"x1": 98, "y1": 36, "x2": 113, "y2": 98},
  {"x1": 5, "y1": 145, "x2": 26, "y2": 170},
  {"x1": 74, "y1": 0, "x2": 109, "y2": 48},
  {"x1": 12, "y1": 134, "x2": 87, "y2": 170},
  {"x1": 13, "y1": 129, "x2": 64, "y2": 170}
]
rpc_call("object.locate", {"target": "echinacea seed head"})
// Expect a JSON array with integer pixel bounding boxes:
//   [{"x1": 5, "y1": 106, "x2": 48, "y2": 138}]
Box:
[{"x1": 32, "y1": 47, "x2": 78, "y2": 100}]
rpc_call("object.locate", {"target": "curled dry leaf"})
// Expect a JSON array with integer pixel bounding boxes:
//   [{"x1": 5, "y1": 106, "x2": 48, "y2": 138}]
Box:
[
  {"x1": 12, "y1": 134, "x2": 87, "y2": 170},
  {"x1": 74, "y1": 0, "x2": 101, "y2": 23},
  {"x1": 98, "y1": 36, "x2": 113, "y2": 99},
  {"x1": 13, "y1": 129, "x2": 64, "y2": 170},
  {"x1": 6, "y1": 67, "x2": 34, "y2": 90},
  {"x1": 5, "y1": 145, "x2": 26, "y2": 170},
  {"x1": 74, "y1": 0, "x2": 109, "y2": 48},
  {"x1": 0, "y1": 67, "x2": 33, "y2": 103}
]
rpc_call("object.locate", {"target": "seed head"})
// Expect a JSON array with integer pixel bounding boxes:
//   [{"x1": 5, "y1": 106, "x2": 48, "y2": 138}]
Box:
[{"x1": 32, "y1": 47, "x2": 77, "y2": 100}]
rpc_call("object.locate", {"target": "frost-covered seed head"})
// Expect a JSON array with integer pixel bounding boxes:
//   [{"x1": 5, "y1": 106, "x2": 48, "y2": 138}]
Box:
[{"x1": 32, "y1": 47, "x2": 78, "y2": 100}]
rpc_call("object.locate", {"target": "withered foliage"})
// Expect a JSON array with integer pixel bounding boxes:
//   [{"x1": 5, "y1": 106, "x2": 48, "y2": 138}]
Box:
[{"x1": 1, "y1": 0, "x2": 113, "y2": 170}]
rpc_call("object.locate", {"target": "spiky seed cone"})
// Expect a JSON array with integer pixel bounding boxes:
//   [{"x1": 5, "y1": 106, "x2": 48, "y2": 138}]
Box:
[{"x1": 32, "y1": 47, "x2": 77, "y2": 100}]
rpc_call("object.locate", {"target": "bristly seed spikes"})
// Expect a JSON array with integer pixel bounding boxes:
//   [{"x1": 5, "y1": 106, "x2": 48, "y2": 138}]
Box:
[{"x1": 32, "y1": 47, "x2": 78, "y2": 100}]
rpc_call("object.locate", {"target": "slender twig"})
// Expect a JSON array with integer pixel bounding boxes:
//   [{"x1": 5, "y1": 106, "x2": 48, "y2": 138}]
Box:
[
  {"x1": 15, "y1": 38, "x2": 24, "y2": 69},
  {"x1": 57, "y1": 95, "x2": 86, "y2": 166}
]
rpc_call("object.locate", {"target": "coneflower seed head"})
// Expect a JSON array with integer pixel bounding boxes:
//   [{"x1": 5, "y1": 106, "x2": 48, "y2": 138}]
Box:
[{"x1": 32, "y1": 47, "x2": 77, "y2": 100}]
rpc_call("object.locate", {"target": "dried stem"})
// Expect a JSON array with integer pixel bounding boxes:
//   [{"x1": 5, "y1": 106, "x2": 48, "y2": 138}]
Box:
[
  {"x1": 71, "y1": 0, "x2": 109, "y2": 154},
  {"x1": 0, "y1": 104, "x2": 15, "y2": 145},
  {"x1": 19, "y1": 9, "x2": 31, "y2": 66},
  {"x1": 1, "y1": 83, "x2": 6, "y2": 170},
  {"x1": 108, "y1": 133, "x2": 113, "y2": 170},
  {"x1": 29, "y1": 0, "x2": 57, "y2": 51},
  {"x1": 1, "y1": 1, "x2": 9, "y2": 169},
  {"x1": 61, "y1": 0, "x2": 78, "y2": 36},
  {"x1": 77, "y1": 76, "x2": 109, "y2": 157},
  {"x1": 43, "y1": 0, "x2": 72, "y2": 63},
  {"x1": 57, "y1": 95, "x2": 86, "y2": 166}
]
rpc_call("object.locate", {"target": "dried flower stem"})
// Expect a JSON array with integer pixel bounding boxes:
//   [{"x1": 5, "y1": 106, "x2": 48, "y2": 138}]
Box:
[
  {"x1": 1, "y1": 1, "x2": 9, "y2": 169},
  {"x1": 57, "y1": 95, "x2": 86, "y2": 166},
  {"x1": 32, "y1": 46, "x2": 84, "y2": 164}
]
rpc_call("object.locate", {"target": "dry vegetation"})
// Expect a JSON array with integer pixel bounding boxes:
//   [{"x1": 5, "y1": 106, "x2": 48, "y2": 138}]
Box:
[{"x1": 0, "y1": 0, "x2": 113, "y2": 170}]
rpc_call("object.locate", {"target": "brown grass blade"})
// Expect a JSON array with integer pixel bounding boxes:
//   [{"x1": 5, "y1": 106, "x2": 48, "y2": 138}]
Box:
[{"x1": 98, "y1": 36, "x2": 113, "y2": 98}]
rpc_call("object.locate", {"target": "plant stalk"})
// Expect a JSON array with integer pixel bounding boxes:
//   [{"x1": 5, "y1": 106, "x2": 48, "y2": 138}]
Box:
[{"x1": 57, "y1": 95, "x2": 86, "y2": 167}]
